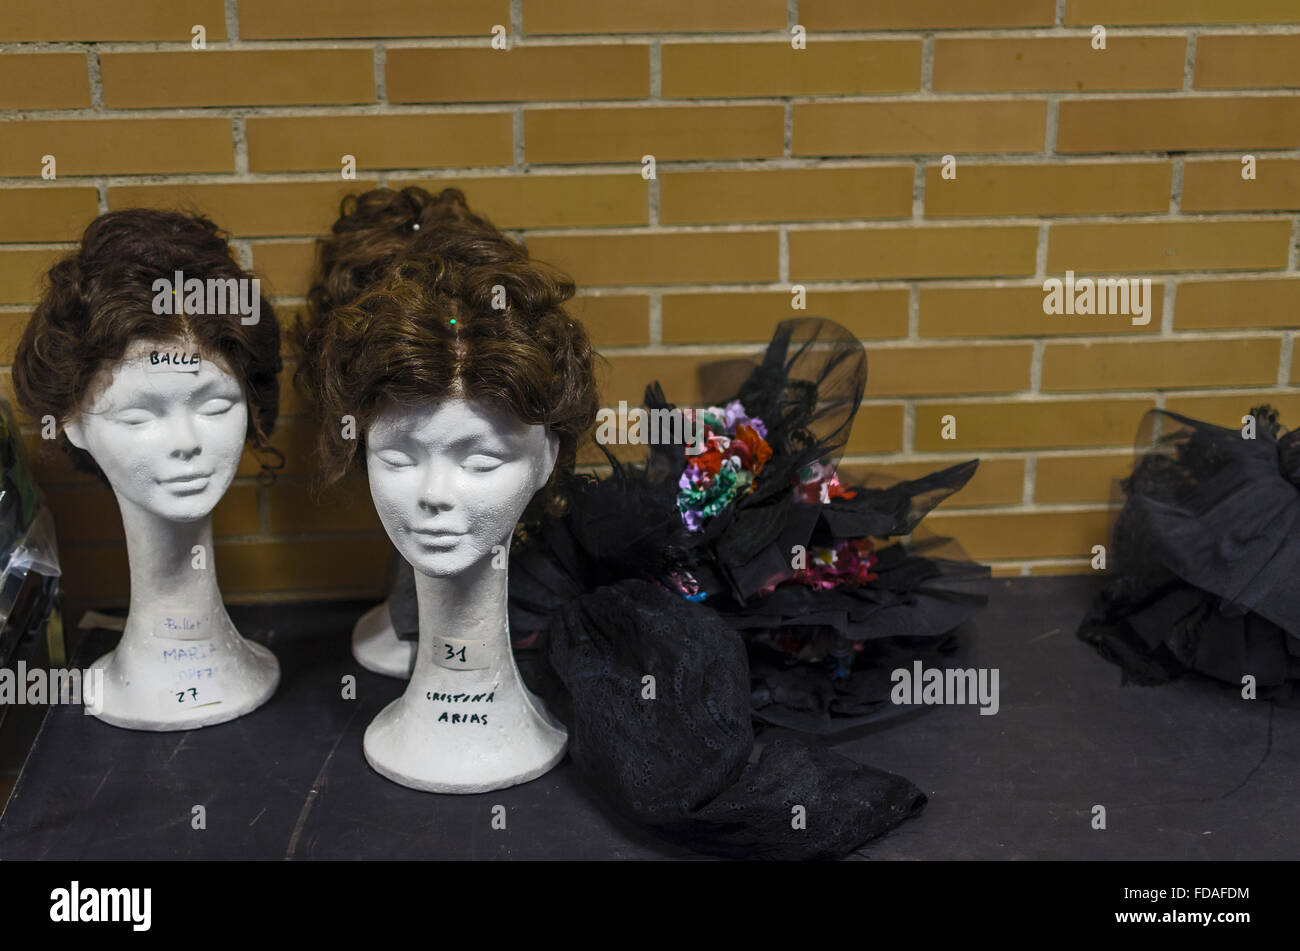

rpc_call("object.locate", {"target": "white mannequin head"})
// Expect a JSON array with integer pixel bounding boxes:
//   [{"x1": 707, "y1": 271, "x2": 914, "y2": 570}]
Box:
[
  {"x1": 63, "y1": 337, "x2": 249, "y2": 523},
  {"x1": 366, "y1": 397, "x2": 559, "y2": 578}
]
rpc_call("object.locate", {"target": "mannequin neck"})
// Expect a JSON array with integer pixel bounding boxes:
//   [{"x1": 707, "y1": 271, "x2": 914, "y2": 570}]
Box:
[
  {"x1": 412, "y1": 549, "x2": 513, "y2": 670},
  {"x1": 117, "y1": 496, "x2": 229, "y2": 638}
]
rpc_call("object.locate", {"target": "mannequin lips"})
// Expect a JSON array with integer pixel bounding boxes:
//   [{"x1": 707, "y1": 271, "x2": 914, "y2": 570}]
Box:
[
  {"x1": 411, "y1": 527, "x2": 465, "y2": 548},
  {"x1": 157, "y1": 472, "x2": 215, "y2": 494}
]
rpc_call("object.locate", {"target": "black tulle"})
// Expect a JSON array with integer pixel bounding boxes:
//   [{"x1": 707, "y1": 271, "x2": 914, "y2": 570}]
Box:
[{"x1": 1078, "y1": 406, "x2": 1300, "y2": 698}]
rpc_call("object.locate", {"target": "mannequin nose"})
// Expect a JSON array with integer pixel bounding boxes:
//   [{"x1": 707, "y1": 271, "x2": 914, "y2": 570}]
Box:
[
  {"x1": 417, "y1": 462, "x2": 455, "y2": 512},
  {"x1": 167, "y1": 414, "x2": 202, "y2": 460}
]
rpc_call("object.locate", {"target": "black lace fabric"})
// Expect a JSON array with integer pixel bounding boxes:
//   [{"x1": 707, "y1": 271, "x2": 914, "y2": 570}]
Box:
[{"x1": 1077, "y1": 406, "x2": 1300, "y2": 696}]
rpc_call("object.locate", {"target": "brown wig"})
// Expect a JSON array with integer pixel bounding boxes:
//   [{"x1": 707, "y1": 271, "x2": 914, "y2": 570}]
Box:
[
  {"x1": 293, "y1": 186, "x2": 599, "y2": 510},
  {"x1": 12, "y1": 208, "x2": 282, "y2": 482}
]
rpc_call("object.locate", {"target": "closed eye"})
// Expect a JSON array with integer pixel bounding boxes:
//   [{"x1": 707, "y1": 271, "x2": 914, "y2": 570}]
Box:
[
  {"x1": 375, "y1": 450, "x2": 416, "y2": 468},
  {"x1": 198, "y1": 398, "x2": 235, "y2": 416},
  {"x1": 115, "y1": 410, "x2": 154, "y2": 426},
  {"x1": 464, "y1": 454, "x2": 503, "y2": 472}
]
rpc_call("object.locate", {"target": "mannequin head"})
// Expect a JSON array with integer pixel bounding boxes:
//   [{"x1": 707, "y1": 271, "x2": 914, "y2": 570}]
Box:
[
  {"x1": 13, "y1": 209, "x2": 281, "y2": 520},
  {"x1": 367, "y1": 398, "x2": 558, "y2": 577},
  {"x1": 296, "y1": 187, "x2": 598, "y2": 566}
]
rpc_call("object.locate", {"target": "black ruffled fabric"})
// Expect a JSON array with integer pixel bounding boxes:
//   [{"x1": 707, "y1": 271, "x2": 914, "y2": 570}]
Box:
[
  {"x1": 1077, "y1": 405, "x2": 1300, "y2": 699},
  {"x1": 536, "y1": 580, "x2": 925, "y2": 860},
  {"x1": 388, "y1": 317, "x2": 989, "y2": 857}
]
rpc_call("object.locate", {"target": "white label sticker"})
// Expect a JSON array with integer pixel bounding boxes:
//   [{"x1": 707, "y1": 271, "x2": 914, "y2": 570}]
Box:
[
  {"x1": 146, "y1": 349, "x2": 202, "y2": 373},
  {"x1": 432, "y1": 636, "x2": 491, "y2": 671},
  {"x1": 154, "y1": 612, "x2": 211, "y2": 640}
]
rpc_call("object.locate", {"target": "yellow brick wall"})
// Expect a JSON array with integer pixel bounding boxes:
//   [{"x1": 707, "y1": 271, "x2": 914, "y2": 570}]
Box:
[{"x1": 1, "y1": 0, "x2": 1298, "y2": 601}]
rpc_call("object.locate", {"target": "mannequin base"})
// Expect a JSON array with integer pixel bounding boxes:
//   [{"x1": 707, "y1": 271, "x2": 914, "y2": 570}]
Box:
[
  {"x1": 351, "y1": 602, "x2": 416, "y2": 679},
  {"x1": 87, "y1": 640, "x2": 280, "y2": 732},
  {"x1": 363, "y1": 693, "x2": 567, "y2": 794}
]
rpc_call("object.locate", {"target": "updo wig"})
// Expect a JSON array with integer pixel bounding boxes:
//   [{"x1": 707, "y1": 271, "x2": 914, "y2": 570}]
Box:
[
  {"x1": 293, "y1": 186, "x2": 599, "y2": 509},
  {"x1": 12, "y1": 208, "x2": 282, "y2": 481}
]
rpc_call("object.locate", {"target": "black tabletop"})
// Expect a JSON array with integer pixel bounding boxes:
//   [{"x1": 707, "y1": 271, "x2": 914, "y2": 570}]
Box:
[{"x1": 1, "y1": 576, "x2": 1295, "y2": 860}]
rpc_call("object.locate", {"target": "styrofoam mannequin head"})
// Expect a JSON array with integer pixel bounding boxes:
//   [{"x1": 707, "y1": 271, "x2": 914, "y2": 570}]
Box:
[
  {"x1": 63, "y1": 337, "x2": 249, "y2": 523},
  {"x1": 366, "y1": 396, "x2": 559, "y2": 578}
]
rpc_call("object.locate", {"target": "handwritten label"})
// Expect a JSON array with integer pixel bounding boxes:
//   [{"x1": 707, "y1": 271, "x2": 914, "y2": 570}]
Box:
[
  {"x1": 432, "y1": 635, "x2": 490, "y2": 671},
  {"x1": 153, "y1": 612, "x2": 210, "y2": 640},
  {"x1": 425, "y1": 688, "x2": 495, "y2": 726},
  {"x1": 146, "y1": 349, "x2": 202, "y2": 373},
  {"x1": 159, "y1": 641, "x2": 224, "y2": 711}
]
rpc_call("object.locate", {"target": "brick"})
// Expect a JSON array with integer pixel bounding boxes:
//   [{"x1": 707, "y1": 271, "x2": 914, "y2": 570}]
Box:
[
  {"x1": 1196, "y1": 34, "x2": 1300, "y2": 89},
  {"x1": 0, "y1": 248, "x2": 66, "y2": 305},
  {"x1": 1035, "y1": 453, "x2": 1134, "y2": 503},
  {"x1": 108, "y1": 181, "x2": 380, "y2": 238},
  {"x1": 598, "y1": 352, "x2": 744, "y2": 405},
  {"x1": 933, "y1": 36, "x2": 1185, "y2": 92},
  {"x1": 524, "y1": 0, "x2": 786, "y2": 34},
  {"x1": 840, "y1": 458, "x2": 1025, "y2": 507},
  {"x1": 1048, "y1": 220, "x2": 1290, "y2": 274},
  {"x1": 663, "y1": 289, "x2": 909, "y2": 343},
  {"x1": 662, "y1": 40, "x2": 921, "y2": 98},
  {"x1": 920, "y1": 284, "x2": 1163, "y2": 338},
  {"x1": 246, "y1": 114, "x2": 512, "y2": 172},
  {"x1": 790, "y1": 226, "x2": 1038, "y2": 281},
  {"x1": 1057, "y1": 97, "x2": 1300, "y2": 152},
  {"x1": 275, "y1": 363, "x2": 305, "y2": 417},
  {"x1": 526, "y1": 231, "x2": 779, "y2": 286},
  {"x1": 268, "y1": 475, "x2": 380, "y2": 533},
  {"x1": 796, "y1": 100, "x2": 1046, "y2": 157},
  {"x1": 22, "y1": 433, "x2": 90, "y2": 486},
  {"x1": 0, "y1": 119, "x2": 233, "y2": 177},
  {"x1": 0, "y1": 187, "x2": 99, "y2": 243},
  {"x1": 1181, "y1": 158, "x2": 1300, "y2": 212},
  {"x1": 58, "y1": 544, "x2": 129, "y2": 599},
  {"x1": 1175, "y1": 277, "x2": 1300, "y2": 330},
  {"x1": 1025, "y1": 562, "x2": 1095, "y2": 576},
  {"x1": 249, "y1": 241, "x2": 315, "y2": 298},
  {"x1": 661, "y1": 166, "x2": 912, "y2": 225},
  {"x1": 239, "y1": 419, "x2": 320, "y2": 478},
  {"x1": 101, "y1": 50, "x2": 375, "y2": 109},
  {"x1": 864, "y1": 345, "x2": 1031, "y2": 397},
  {"x1": 842, "y1": 404, "x2": 905, "y2": 454},
  {"x1": 915, "y1": 398, "x2": 1156, "y2": 451},
  {"x1": 1042, "y1": 338, "x2": 1280, "y2": 391},
  {"x1": 525, "y1": 105, "x2": 784, "y2": 164},
  {"x1": 215, "y1": 536, "x2": 393, "y2": 594},
  {"x1": 926, "y1": 161, "x2": 1171, "y2": 217},
  {"x1": 1164, "y1": 392, "x2": 1300, "y2": 428},
  {"x1": 388, "y1": 46, "x2": 647, "y2": 103},
  {"x1": 925, "y1": 510, "x2": 1111, "y2": 560},
  {"x1": 570, "y1": 295, "x2": 649, "y2": 347},
  {"x1": 801, "y1": 0, "x2": 1055, "y2": 29},
  {"x1": 0, "y1": 53, "x2": 90, "y2": 109},
  {"x1": 240, "y1": 0, "x2": 507, "y2": 38},
  {"x1": 396, "y1": 174, "x2": 647, "y2": 228},
  {"x1": 1066, "y1": 1, "x2": 1300, "y2": 26},
  {"x1": 44, "y1": 482, "x2": 258, "y2": 546},
  {"x1": 0, "y1": 0, "x2": 225, "y2": 41},
  {"x1": 0, "y1": 312, "x2": 29, "y2": 363}
]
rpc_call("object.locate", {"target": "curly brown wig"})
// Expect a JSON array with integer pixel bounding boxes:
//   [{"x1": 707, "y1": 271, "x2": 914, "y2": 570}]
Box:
[
  {"x1": 12, "y1": 208, "x2": 282, "y2": 481},
  {"x1": 293, "y1": 186, "x2": 599, "y2": 507}
]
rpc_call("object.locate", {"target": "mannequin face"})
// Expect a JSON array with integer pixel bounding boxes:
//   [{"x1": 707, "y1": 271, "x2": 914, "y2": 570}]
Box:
[
  {"x1": 366, "y1": 397, "x2": 559, "y2": 578},
  {"x1": 63, "y1": 338, "x2": 249, "y2": 523}
]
